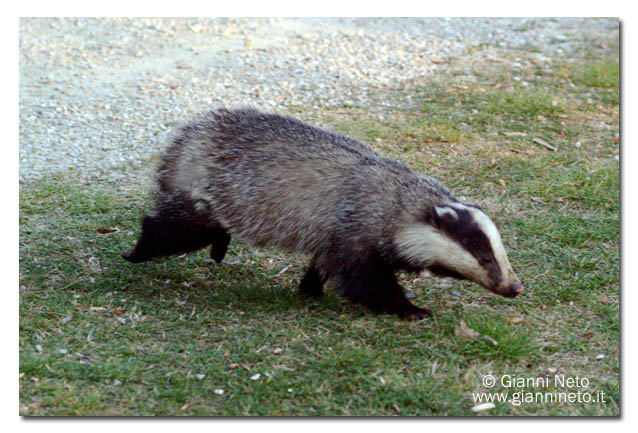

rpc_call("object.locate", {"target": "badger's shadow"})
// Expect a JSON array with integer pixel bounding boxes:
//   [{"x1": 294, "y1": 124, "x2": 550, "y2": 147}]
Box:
[{"x1": 116, "y1": 255, "x2": 350, "y2": 318}]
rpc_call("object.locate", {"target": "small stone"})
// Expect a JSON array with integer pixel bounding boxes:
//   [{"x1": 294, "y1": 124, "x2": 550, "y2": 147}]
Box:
[
  {"x1": 191, "y1": 24, "x2": 205, "y2": 33},
  {"x1": 481, "y1": 335, "x2": 498, "y2": 346},
  {"x1": 471, "y1": 402, "x2": 496, "y2": 412},
  {"x1": 250, "y1": 373, "x2": 261, "y2": 381}
]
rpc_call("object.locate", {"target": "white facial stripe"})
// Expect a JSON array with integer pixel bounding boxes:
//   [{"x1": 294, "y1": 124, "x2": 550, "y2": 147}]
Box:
[
  {"x1": 465, "y1": 206, "x2": 512, "y2": 280},
  {"x1": 435, "y1": 206, "x2": 458, "y2": 219},
  {"x1": 395, "y1": 224, "x2": 489, "y2": 287}
]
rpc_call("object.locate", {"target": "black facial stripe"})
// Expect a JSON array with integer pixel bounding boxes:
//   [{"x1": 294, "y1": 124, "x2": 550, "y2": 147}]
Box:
[{"x1": 425, "y1": 205, "x2": 502, "y2": 285}]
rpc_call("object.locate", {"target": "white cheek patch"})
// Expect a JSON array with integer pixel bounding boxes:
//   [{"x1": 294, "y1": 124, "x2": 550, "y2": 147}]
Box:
[{"x1": 394, "y1": 224, "x2": 489, "y2": 287}]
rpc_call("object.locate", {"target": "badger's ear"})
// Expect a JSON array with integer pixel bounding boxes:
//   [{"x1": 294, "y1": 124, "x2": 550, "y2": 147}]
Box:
[
  {"x1": 434, "y1": 205, "x2": 459, "y2": 220},
  {"x1": 422, "y1": 205, "x2": 459, "y2": 227}
]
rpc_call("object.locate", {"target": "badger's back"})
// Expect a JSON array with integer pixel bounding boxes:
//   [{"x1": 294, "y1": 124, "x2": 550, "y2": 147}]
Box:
[
  {"x1": 159, "y1": 108, "x2": 377, "y2": 188},
  {"x1": 156, "y1": 108, "x2": 450, "y2": 255}
]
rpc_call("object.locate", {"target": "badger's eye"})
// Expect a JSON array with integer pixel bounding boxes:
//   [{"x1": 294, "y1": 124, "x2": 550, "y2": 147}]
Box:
[{"x1": 482, "y1": 257, "x2": 493, "y2": 265}]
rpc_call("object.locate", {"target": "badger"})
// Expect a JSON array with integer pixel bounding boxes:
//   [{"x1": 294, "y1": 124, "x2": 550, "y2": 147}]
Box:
[{"x1": 122, "y1": 108, "x2": 523, "y2": 320}]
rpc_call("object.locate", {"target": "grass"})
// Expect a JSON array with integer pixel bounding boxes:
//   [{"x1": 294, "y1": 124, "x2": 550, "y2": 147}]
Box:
[
  {"x1": 20, "y1": 38, "x2": 619, "y2": 416},
  {"x1": 570, "y1": 60, "x2": 619, "y2": 89}
]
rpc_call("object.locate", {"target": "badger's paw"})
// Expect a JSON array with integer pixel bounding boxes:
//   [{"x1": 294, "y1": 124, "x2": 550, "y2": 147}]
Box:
[
  {"x1": 386, "y1": 300, "x2": 433, "y2": 321},
  {"x1": 121, "y1": 245, "x2": 151, "y2": 263},
  {"x1": 400, "y1": 305, "x2": 433, "y2": 321}
]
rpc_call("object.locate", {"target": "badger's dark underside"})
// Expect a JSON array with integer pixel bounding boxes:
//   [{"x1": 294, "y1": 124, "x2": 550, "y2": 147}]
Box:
[{"x1": 122, "y1": 203, "x2": 432, "y2": 320}]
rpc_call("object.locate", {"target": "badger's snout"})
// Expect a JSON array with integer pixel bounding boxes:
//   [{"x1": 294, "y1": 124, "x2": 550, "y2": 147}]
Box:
[
  {"x1": 503, "y1": 282, "x2": 524, "y2": 298},
  {"x1": 486, "y1": 274, "x2": 524, "y2": 298}
]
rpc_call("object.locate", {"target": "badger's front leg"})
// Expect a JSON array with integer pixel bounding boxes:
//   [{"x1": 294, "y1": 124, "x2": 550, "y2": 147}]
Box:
[
  {"x1": 339, "y1": 261, "x2": 432, "y2": 320},
  {"x1": 209, "y1": 230, "x2": 231, "y2": 263},
  {"x1": 383, "y1": 286, "x2": 433, "y2": 320}
]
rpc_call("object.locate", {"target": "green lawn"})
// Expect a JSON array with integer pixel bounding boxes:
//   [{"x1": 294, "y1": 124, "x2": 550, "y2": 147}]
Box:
[{"x1": 20, "y1": 50, "x2": 619, "y2": 415}]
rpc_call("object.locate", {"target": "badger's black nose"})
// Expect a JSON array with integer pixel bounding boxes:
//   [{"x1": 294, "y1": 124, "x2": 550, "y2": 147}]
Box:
[{"x1": 507, "y1": 283, "x2": 524, "y2": 298}]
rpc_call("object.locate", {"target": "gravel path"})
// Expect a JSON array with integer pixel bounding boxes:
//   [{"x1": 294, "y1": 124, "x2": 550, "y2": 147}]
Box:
[{"x1": 19, "y1": 17, "x2": 617, "y2": 186}]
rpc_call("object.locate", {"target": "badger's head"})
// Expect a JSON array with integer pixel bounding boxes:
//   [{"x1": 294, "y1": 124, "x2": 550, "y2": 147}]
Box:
[{"x1": 395, "y1": 202, "x2": 523, "y2": 298}]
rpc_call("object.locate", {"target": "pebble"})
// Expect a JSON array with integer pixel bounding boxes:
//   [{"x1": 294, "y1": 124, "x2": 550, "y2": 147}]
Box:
[
  {"x1": 471, "y1": 402, "x2": 496, "y2": 412},
  {"x1": 19, "y1": 18, "x2": 618, "y2": 186}
]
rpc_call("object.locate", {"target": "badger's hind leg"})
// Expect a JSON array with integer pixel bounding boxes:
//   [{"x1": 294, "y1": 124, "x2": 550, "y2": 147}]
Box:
[
  {"x1": 299, "y1": 260, "x2": 326, "y2": 297},
  {"x1": 339, "y1": 262, "x2": 432, "y2": 320},
  {"x1": 122, "y1": 192, "x2": 228, "y2": 263},
  {"x1": 121, "y1": 215, "x2": 222, "y2": 263}
]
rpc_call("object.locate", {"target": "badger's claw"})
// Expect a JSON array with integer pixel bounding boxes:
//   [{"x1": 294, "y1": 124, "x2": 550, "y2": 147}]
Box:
[
  {"x1": 121, "y1": 246, "x2": 136, "y2": 261},
  {"x1": 399, "y1": 305, "x2": 432, "y2": 320},
  {"x1": 385, "y1": 298, "x2": 433, "y2": 320},
  {"x1": 121, "y1": 245, "x2": 150, "y2": 263},
  {"x1": 401, "y1": 306, "x2": 433, "y2": 321}
]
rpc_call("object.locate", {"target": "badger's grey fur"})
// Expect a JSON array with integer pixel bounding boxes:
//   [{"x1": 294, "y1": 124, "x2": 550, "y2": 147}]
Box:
[{"x1": 122, "y1": 108, "x2": 523, "y2": 320}]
